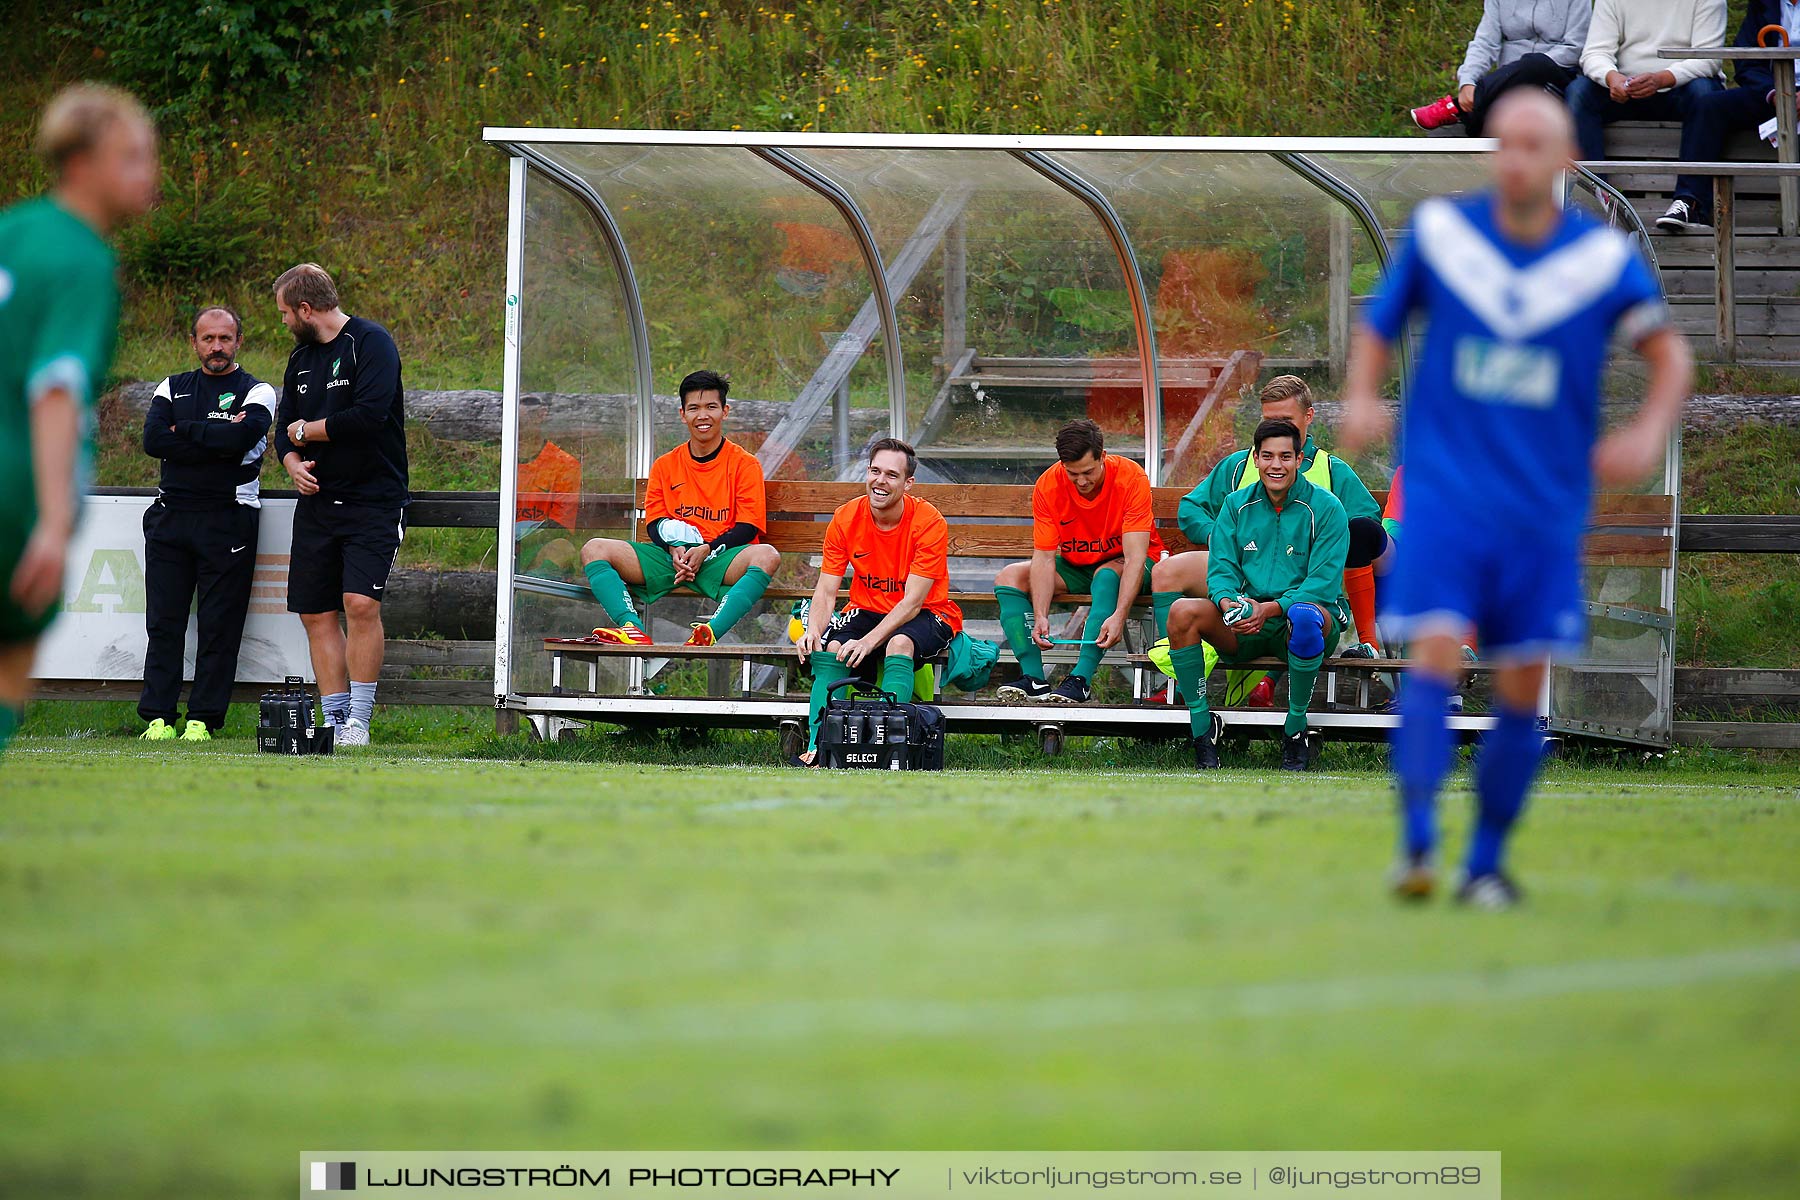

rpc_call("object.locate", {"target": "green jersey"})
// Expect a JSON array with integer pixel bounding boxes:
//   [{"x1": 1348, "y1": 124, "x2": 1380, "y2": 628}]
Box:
[
  {"x1": 0, "y1": 196, "x2": 119, "y2": 643},
  {"x1": 1205, "y1": 470, "x2": 1349, "y2": 614},
  {"x1": 1177, "y1": 435, "x2": 1379, "y2": 548}
]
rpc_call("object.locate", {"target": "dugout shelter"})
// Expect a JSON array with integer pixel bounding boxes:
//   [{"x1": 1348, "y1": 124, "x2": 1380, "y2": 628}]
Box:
[{"x1": 481, "y1": 130, "x2": 1681, "y2": 751}]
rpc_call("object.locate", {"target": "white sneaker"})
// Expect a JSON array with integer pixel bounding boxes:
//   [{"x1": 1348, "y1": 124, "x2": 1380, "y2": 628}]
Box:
[{"x1": 337, "y1": 717, "x2": 371, "y2": 747}]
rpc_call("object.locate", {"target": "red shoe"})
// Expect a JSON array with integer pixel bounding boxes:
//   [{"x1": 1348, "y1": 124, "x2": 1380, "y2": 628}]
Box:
[
  {"x1": 1248, "y1": 678, "x2": 1275, "y2": 708},
  {"x1": 683, "y1": 623, "x2": 716, "y2": 648},
  {"x1": 584, "y1": 625, "x2": 653, "y2": 646},
  {"x1": 1410, "y1": 94, "x2": 1461, "y2": 131}
]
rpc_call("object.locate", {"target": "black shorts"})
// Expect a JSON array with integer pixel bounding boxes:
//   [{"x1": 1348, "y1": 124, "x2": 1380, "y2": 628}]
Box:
[
  {"x1": 288, "y1": 498, "x2": 406, "y2": 613},
  {"x1": 826, "y1": 606, "x2": 954, "y2": 668}
]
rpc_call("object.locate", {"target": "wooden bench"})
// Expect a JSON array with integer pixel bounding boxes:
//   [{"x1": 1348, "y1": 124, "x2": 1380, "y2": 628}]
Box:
[
  {"x1": 541, "y1": 481, "x2": 1675, "y2": 724},
  {"x1": 614, "y1": 479, "x2": 1674, "y2": 604}
]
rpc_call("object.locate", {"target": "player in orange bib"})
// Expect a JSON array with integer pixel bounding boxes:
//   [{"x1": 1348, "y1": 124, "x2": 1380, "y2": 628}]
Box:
[
  {"x1": 993, "y1": 419, "x2": 1163, "y2": 704},
  {"x1": 577, "y1": 370, "x2": 780, "y2": 647},
  {"x1": 789, "y1": 438, "x2": 962, "y2": 766},
  {"x1": 513, "y1": 394, "x2": 581, "y2": 582}
]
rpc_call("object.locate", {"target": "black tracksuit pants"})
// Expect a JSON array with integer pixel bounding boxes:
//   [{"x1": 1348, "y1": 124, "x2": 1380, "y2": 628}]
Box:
[
  {"x1": 1464, "y1": 53, "x2": 1579, "y2": 138},
  {"x1": 138, "y1": 501, "x2": 260, "y2": 730}
]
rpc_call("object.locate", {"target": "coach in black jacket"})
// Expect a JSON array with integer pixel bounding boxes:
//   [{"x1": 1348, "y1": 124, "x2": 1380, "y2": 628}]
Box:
[
  {"x1": 271, "y1": 262, "x2": 409, "y2": 748},
  {"x1": 138, "y1": 305, "x2": 276, "y2": 740},
  {"x1": 1659, "y1": 0, "x2": 1797, "y2": 231}
]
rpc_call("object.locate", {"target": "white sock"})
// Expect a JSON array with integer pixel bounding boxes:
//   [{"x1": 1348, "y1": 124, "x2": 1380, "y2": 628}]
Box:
[
  {"x1": 321, "y1": 691, "x2": 350, "y2": 726},
  {"x1": 348, "y1": 681, "x2": 377, "y2": 726}
]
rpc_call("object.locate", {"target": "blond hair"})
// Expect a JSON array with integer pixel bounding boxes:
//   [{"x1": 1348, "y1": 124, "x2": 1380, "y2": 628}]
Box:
[
  {"x1": 273, "y1": 262, "x2": 341, "y2": 311},
  {"x1": 1258, "y1": 374, "x2": 1313, "y2": 409},
  {"x1": 36, "y1": 83, "x2": 152, "y2": 173}
]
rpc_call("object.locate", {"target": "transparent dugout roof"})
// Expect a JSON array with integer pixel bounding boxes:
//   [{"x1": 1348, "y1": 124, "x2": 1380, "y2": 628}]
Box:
[{"x1": 489, "y1": 132, "x2": 1504, "y2": 488}]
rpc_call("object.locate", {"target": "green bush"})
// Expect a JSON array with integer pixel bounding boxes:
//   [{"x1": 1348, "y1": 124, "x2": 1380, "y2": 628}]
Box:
[
  {"x1": 72, "y1": 1, "x2": 397, "y2": 115},
  {"x1": 119, "y1": 179, "x2": 272, "y2": 285}
]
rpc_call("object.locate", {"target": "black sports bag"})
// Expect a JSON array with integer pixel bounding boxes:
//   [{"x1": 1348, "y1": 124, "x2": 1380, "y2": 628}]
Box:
[{"x1": 816, "y1": 678, "x2": 945, "y2": 771}]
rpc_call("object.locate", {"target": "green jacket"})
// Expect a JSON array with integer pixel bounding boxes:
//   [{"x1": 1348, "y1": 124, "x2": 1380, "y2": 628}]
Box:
[
  {"x1": 1177, "y1": 435, "x2": 1380, "y2": 548},
  {"x1": 1206, "y1": 470, "x2": 1350, "y2": 613}
]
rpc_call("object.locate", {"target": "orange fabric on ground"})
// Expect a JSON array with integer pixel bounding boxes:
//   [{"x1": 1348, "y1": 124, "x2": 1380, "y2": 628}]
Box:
[
  {"x1": 643, "y1": 439, "x2": 767, "y2": 541},
  {"x1": 1031, "y1": 453, "x2": 1167, "y2": 566},
  {"x1": 822, "y1": 494, "x2": 963, "y2": 631},
  {"x1": 1344, "y1": 564, "x2": 1379, "y2": 646},
  {"x1": 517, "y1": 440, "x2": 582, "y2": 530}
]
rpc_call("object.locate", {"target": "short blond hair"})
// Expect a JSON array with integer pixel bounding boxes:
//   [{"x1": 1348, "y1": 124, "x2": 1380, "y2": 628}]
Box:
[
  {"x1": 36, "y1": 83, "x2": 152, "y2": 172},
  {"x1": 1259, "y1": 374, "x2": 1313, "y2": 409},
  {"x1": 273, "y1": 262, "x2": 341, "y2": 311}
]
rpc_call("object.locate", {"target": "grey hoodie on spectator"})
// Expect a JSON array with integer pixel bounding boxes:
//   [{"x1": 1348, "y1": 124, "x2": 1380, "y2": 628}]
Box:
[{"x1": 1457, "y1": 0, "x2": 1594, "y2": 86}]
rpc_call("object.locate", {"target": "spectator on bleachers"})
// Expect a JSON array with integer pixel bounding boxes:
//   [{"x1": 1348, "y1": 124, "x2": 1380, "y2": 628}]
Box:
[
  {"x1": 1566, "y1": 0, "x2": 1728, "y2": 167},
  {"x1": 1410, "y1": 0, "x2": 1592, "y2": 135},
  {"x1": 1656, "y1": 0, "x2": 1798, "y2": 232}
]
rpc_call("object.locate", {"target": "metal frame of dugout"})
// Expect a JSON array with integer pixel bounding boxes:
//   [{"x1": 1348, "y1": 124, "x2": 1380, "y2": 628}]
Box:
[{"x1": 480, "y1": 130, "x2": 1682, "y2": 750}]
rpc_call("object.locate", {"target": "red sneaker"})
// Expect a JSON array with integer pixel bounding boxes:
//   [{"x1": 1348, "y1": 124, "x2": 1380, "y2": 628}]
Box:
[
  {"x1": 1410, "y1": 94, "x2": 1462, "y2": 131},
  {"x1": 683, "y1": 623, "x2": 716, "y2": 648},
  {"x1": 584, "y1": 625, "x2": 653, "y2": 646},
  {"x1": 1248, "y1": 677, "x2": 1276, "y2": 708}
]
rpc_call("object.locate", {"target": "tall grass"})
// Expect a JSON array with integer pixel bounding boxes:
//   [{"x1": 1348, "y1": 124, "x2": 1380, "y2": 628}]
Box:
[{"x1": 3, "y1": 1, "x2": 1483, "y2": 391}]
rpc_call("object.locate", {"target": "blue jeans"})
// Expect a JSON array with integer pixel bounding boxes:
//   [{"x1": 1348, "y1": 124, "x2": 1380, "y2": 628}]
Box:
[
  {"x1": 1672, "y1": 85, "x2": 1779, "y2": 219},
  {"x1": 1565, "y1": 73, "x2": 1726, "y2": 173}
]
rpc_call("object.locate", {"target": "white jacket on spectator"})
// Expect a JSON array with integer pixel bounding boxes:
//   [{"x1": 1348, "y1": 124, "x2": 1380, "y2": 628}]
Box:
[
  {"x1": 1581, "y1": 0, "x2": 1727, "y2": 88},
  {"x1": 1458, "y1": 1, "x2": 1593, "y2": 87}
]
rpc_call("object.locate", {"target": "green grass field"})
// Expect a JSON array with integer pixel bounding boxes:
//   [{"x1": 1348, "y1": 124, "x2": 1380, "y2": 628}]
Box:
[{"x1": 3, "y1": 733, "x2": 1797, "y2": 1199}]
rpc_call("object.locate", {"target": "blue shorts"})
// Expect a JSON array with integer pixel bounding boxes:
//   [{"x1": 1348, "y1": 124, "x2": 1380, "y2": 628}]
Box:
[{"x1": 1383, "y1": 515, "x2": 1586, "y2": 658}]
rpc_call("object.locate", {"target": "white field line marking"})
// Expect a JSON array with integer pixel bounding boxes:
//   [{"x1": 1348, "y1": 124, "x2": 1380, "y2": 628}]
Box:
[{"x1": 382, "y1": 940, "x2": 1800, "y2": 1048}]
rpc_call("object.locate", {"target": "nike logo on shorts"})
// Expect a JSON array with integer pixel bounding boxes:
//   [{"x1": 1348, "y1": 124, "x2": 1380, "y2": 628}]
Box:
[{"x1": 229, "y1": 545, "x2": 247, "y2": 554}]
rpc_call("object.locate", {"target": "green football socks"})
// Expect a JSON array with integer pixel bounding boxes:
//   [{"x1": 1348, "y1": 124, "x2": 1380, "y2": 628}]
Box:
[
  {"x1": 879, "y1": 654, "x2": 915, "y2": 703},
  {"x1": 582, "y1": 560, "x2": 644, "y2": 631},
  {"x1": 995, "y1": 585, "x2": 1044, "y2": 680},
  {"x1": 0, "y1": 705, "x2": 18, "y2": 756},
  {"x1": 1285, "y1": 650, "x2": 1323, "y2": 736},
  {"x1": 708, "y1": 565, "x2": 771, "y2": 638},
  {"x1": 1152, "y1": 590, "x2": 1179, "y2": 641},
  {"x1": 1169, "y1": 642, "x2": 1212, "y2": 737},
  {"x1": 1075, "y1": 567, "x2": 1121, "y2": 679},
  {"x1": 805, "y1": 651, "x2": 852, "y2": 751}
]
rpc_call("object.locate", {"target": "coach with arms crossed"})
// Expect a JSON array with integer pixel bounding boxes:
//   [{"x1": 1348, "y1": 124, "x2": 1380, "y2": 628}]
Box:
[
  {"x1": 272, "y1": 263, "x2": 409, "y2": 748},
  {"x1": 137, "y1": 306, "x2": 275, "y2": 742}
]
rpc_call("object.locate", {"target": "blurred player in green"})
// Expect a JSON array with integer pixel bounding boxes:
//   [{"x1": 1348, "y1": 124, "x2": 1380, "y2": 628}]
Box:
[{"x1": 0, "y1": 84, "x2": 159, "y2": 754}]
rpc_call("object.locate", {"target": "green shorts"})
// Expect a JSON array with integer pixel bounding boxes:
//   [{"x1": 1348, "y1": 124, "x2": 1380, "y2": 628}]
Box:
[
  {"x1": 1217, "y1": 599, "x2": 1345, "y2": 665},
  {"x1": 0, "y1": 521, "x2": 55, "y2": 646},
  {"x1": 1054, "y1": 555, "x2": 1154, "y2": 596},
  {"x1": 630, "y1": 541, "x2": 752, "y2": 606}
]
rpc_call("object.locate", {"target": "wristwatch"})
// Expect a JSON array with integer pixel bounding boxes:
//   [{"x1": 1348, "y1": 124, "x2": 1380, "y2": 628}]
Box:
[{"x1": 290, "y1": 420, "x2": 307, "y2": 446}]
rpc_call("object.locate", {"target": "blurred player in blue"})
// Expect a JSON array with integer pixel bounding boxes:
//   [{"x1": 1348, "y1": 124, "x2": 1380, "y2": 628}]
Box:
[{"x1": 1340, "y1": 90, "x2": 1691, "y2": 909}]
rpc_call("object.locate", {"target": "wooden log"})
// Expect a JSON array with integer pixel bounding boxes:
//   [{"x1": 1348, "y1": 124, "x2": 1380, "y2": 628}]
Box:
[
  {"x1": 105, "y1": 383, "x2": 887, "y2": 445},
  {"x1": 382, "y1": 568, "x2": 498, "y2": 640}
]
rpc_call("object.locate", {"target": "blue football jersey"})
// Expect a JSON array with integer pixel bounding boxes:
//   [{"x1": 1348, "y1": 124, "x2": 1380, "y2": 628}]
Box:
[{"x1": 1363, "y1": 193, "x2": 1668, "y2": 535}]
